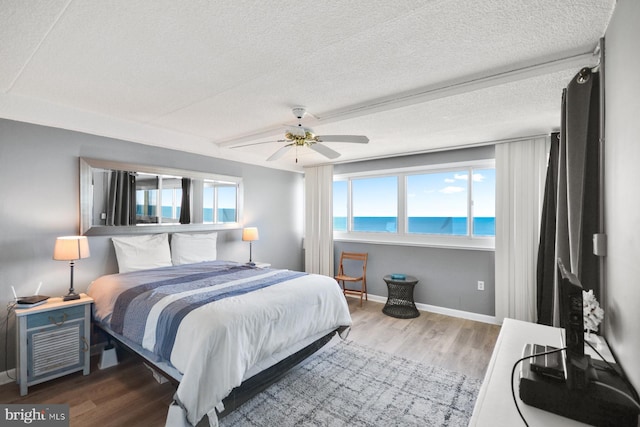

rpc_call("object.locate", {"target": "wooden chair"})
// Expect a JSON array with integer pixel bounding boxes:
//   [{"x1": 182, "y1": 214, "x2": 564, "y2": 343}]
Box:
[{"x1": 335, "y1": 252, "x2": 368, "y2": 306}]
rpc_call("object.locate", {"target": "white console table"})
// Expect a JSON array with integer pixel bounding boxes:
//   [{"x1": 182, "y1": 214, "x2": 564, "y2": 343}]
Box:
[{"x1": 470, "y1": 318, "x2": 622, "y2": 427}]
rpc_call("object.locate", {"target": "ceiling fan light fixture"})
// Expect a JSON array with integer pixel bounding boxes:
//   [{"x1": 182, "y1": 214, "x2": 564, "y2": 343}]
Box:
[{"x1": 264, "y1": 107, "x2": 369, "y2": 162}]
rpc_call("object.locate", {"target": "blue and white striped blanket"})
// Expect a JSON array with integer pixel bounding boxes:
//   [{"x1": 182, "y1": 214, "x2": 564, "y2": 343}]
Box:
[
  {"x1": 109, "y1": 263, "x2": 306, "y2": 359},
  {"x1": 89, "y1": 261, "x2": 352, "y2": 427}
]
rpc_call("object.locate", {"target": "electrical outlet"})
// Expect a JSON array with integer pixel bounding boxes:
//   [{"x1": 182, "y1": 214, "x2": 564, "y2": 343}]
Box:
[{"x1": 477, "y1": 281, "x2": 485, "y2": 291}]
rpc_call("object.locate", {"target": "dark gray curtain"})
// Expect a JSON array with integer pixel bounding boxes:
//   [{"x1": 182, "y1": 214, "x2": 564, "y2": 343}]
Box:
[
  {"x1": 536, "y1": 67, "x2": 601, "y2": 325},
  {"x1": 106, "y1": 171, "x2": 136, "y2": 226},
  {"x1": 179, "y1": 177, "x2": 191, "y2": 224},
  {"x1": 536, "y1": 132, "x2": 559, "y2": 325}
]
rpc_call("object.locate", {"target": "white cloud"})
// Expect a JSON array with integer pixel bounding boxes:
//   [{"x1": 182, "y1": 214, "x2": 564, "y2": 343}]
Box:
[
  {"x1": 444, "y1": 178, "x2": 455, "y2": 183},
  {"x1": 453, "y1": 172, "x2": 484, "y2": 182},
  {"x1": 439, "y1": 186, "x2": 465, "y2": 194}
]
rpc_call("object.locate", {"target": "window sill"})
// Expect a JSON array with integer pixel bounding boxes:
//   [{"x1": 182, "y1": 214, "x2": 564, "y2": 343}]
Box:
[{"x1": 333, "y1": 232, "x2": 495, "y2": 251}]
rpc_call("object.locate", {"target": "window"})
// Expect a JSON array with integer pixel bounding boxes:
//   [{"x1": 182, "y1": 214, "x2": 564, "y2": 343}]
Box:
[
  {"x1": 135, "y1": 173, "x2": 183, "y2": 224},
  {"x1": 407, "y1": 171, "x2": 468, "y2": 236},
  {"x1": 217, "y1": 185, "x2": 237, "y2": 223},
  {"x1": 334, "y1": 160, "x2": 495, "y2": 249},
  {"x1": 203, "y1": 181, "x2": 238, "y2": 224},
  {"x1": 135, "y1": 175, "x2": 239, "y2": 225},
  {"x1": 472, "y1": 168, "x2": 496, "y2": 236},
  {"x1": 161, "y1": 179, "x2": 182, "y2": 223},
  {"x1": 136, "y1": 187, "x2": 157, "y2": 218},
  {"x1": 352, "y1": 176, "x2": 398, "y2": 233}
]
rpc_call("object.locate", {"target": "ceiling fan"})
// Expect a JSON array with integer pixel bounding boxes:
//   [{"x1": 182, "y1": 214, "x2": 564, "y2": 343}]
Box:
[{"x1": 257, "y1": 107, "x2": 369, "y2": 162}]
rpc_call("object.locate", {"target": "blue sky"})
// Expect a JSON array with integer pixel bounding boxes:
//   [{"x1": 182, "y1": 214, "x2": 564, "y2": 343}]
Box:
[{"x1": 203, "y1": 185, "x2": 237, "y2": 210}]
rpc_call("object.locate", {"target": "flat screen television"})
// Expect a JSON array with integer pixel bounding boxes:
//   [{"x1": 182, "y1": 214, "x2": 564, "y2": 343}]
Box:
[{"x1": 557, "y1": 259, "x2": 591, "y2": 389}]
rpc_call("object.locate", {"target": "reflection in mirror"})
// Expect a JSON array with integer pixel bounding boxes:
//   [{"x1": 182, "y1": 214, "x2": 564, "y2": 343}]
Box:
[{"x1": 80, "y1": 158, "x2": 242, "y2": 235}]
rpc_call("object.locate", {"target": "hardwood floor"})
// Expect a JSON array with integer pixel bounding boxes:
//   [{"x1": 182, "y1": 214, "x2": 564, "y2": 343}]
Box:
[
  {"x1": 345, "y1": 298, "x2": 501, "y2": 380},
  {"x1": 0, "y1": 298, "x2": 500, "y2": 426}
]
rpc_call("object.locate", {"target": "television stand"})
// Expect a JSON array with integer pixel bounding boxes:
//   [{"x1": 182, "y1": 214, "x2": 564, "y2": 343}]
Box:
[
  {"x1": 470, "y1": 319, "x2": 640, "y2": 427},
  {"x1": 519, "y1": 344, "x2": 638, "y2": 426}
]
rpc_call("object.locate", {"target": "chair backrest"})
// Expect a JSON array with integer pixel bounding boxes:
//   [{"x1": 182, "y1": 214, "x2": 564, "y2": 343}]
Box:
[{"x1": 338, "y1": 252, "x2": 368, "y2": 277}]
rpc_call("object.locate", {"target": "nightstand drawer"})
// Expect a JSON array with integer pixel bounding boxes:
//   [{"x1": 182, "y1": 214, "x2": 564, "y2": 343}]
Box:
[{"x1": 26, "y1": 305, "x2": 85, "y2": 329}]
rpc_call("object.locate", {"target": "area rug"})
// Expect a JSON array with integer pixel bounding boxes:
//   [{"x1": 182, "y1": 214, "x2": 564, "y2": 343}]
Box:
[{"x1": 220, "y1": 340, "x2": 481, "y2": 426}]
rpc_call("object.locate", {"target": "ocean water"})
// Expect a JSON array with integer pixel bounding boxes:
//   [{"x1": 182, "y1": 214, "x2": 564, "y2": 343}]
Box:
[
  {"x1": 139, "y1": 206, "x2": 236, "y2": 222},
  {"x1": 333, "y1": 216, "x2": 495, "y2": 237},
  {"x1": 203, "y1": 208, "x2": 236, "y2": 223}
]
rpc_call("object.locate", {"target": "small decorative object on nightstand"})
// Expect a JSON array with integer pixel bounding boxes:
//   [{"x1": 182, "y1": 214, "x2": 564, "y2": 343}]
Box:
[
  {"x1": 15, "y1": 294, "x2": 93, "y2": 396},
  {"x1": 382, "y1": 275, "x2": 420, "y2": 319}
]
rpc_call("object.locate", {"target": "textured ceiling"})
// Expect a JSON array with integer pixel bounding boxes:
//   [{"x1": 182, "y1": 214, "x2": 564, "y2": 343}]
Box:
[{"x1": 0, "y1": 0, "x2": 615, "y2": 172}]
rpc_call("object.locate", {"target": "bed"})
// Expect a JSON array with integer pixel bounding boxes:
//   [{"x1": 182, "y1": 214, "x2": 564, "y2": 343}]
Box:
[{"x1": 88, "y1": 256, "x2": 352, "y2": 427}]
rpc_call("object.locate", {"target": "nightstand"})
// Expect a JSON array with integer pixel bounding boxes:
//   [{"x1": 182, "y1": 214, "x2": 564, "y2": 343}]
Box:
[
  {"x1": 15, "y1": 293, "x2": 93, "y2": 396},
  {"x1": 382, "y1": 275, "x2": 420, "y2": 319}
]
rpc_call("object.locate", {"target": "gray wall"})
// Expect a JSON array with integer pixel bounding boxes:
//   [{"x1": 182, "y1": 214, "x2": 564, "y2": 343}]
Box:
[
  {"x1": 335, "y1": 242, "x2": 494, "y2": 316},
  {"x1": 0, "y1": 118, "x2": 304, "y2": 371},
  {"x1": 334, "y1": 146, "x2": 496, "y2": 316},
  {"x1": 603, "y1": 0, "x2": 640, "y2": 392}
]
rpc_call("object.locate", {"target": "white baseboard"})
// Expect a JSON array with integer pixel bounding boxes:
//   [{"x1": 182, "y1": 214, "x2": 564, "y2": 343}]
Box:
[
  {"x1": 349, "y1": 293, "x2": 499, "y2": 325},
  {"x1": 414, "y1": 301, "x2": 499, "y2": 325},
  {"x1": 0, "y1": 369, "x2": 16, "y2": 386}
]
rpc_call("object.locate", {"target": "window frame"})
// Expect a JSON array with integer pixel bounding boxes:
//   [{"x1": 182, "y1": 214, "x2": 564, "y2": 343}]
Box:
[
  {"x1": 135, "y1": 173, "x2": 183, "y2": 224},
  {"x1": 333, "y1": 159, "x2": 495, "y2": 250},
  {"x1": 202, "y1": 181, "x2": 239, "y2": 224},
  {"x1": 350, "y1": 174, "x2": 399, "y2": 233}
]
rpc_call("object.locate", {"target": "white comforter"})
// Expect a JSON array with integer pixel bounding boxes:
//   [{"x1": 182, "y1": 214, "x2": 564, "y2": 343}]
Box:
[{"x1": 89, "y1": 262, "x2": 352, "y2": 426}]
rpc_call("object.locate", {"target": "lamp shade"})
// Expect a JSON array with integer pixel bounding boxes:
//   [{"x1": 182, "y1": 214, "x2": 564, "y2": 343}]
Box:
[
  {"x1": 53, "y1": 236, "x2": 91, "y2": 261},
  {"x1": 242, "y1": 227, "x2": 259, "y2": 242}
]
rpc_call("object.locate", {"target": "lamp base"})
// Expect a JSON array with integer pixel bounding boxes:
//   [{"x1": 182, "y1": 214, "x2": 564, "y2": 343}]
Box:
[{"x1": 63, "y1": 293, "x2": 81, "y2": 301}]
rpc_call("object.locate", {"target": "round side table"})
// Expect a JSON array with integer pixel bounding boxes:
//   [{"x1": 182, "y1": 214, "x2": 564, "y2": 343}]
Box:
[{"x1": 382, "y1": 275, "x2": 420, "y2": 319}]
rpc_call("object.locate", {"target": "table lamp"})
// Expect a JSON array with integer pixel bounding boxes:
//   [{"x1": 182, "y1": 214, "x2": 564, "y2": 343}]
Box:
[
  {"x1": 53, "y1": 236, "x2": 90, "y2": 301},
  {"x1": 242, "y1": 227, "x2": 259, "y2": 265}
]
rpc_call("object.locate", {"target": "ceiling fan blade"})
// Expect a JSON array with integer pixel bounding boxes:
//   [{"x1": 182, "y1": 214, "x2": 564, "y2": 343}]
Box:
[
  {"x1": 315, "y1": 135, "x2": 369, "y2": 144},
  {"x1": 309, "y1": 143, "x2": 341, "y2": 159},
  {"x1": 267, "y1": 144, "x2": 294, "y2": 161}
]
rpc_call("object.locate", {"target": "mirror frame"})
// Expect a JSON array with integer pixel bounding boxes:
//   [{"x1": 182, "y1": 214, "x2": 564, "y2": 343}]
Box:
[{"x1": 80, "y1": 157, "x2": 244, "y2": 236}]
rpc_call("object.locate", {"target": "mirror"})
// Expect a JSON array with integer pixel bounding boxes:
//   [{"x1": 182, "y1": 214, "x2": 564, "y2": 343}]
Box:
[{"x1": 80, "y1": 158, "x2": 243, "y2": 235}]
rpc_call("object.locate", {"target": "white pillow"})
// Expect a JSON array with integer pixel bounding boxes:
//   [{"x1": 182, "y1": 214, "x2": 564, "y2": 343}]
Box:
[
  {"x1": 112, "y1": 233, "x2": 172, "y2": 273},
  {"x1": 170, "y1": 232, "x2": 218, "y2": 265}
]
